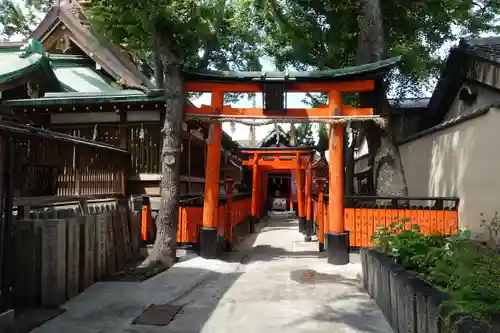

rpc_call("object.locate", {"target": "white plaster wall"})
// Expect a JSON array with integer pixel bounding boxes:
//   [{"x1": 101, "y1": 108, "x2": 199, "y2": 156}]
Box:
[{"x1": 399, "y1": 107, "x2": 500, "y2": 237}]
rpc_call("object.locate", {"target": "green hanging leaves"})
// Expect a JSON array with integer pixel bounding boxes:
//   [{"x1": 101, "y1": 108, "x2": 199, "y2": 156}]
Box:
[
  {"x1": 252, "y1": 0, "x2": 500, "y2": 97},
  {"x1": 86, "y1": 0, "x2": 263, "y2": 72}
]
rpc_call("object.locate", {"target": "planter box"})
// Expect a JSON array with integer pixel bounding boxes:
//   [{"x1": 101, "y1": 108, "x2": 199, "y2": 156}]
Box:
[{"x1": 360, "y1": 248, "x2": 497, "y2": 333}]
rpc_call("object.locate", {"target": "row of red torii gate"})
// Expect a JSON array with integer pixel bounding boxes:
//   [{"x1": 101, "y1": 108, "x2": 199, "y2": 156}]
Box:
[
  {"x1": 182, "y1": 57, "x2": 394, "y2": 266},
  {"x1": 146, "y1": 56, "x2": 459, "y2": 265}
]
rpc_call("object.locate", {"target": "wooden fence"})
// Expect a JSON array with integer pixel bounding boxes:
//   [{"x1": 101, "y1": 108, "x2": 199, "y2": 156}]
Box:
[
  {"x1": 2, "y1": 121, "x2": 130, "y2": 198},
  {"x1": 135, "y1": 193, "x2": 253, "y2": 248},
  {"x1": 53, "y1": 123, "x2": 209, "y2": 177},
  {"x1": 176, "y1": 193, "x2": 252, "y2": 246},
  {"x1": 53, "y1": 123, "x2": 160, "y2": 175},
  {"x1": 313, "y1": 195, "x2": 460, "y2": 248},
  {"x1": 13, "y1": 198, "x2": 140, "y2": 308},
  {"x1": 0, "y1": 121, "x2": 132, "y2": 312}
]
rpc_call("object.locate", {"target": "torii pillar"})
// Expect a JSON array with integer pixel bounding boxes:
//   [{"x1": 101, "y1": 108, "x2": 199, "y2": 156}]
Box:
[
  {"x1": 200, "y1": 91, "x2": 223, "y2": 259},
  {"x1": 304, "y1": 162, "x2": 313, "y2": 242},
  {"x1": 295, "y1": 153, "x2": 306, "y2": 233},
  {"x1": 250, "y1": 154, "x2": 259, "y2": 233},
  {"x1": 315, "y1": 178, "x2": 327, "y2": 251},
  {"x1": 326, "y1": 90, "x2": 349, "y2": 265}
]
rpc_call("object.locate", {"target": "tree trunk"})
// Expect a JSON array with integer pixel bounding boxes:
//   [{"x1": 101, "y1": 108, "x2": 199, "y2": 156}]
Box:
[
  {"x1": 356, "y1": 0, "x2": 408, "y2": 198},
  {"x1": 363, "y1": 94, "x2": 408, "y2": 198},
  {"x1": 139, "y1": 34, "x2": 184, "y2": 269},
  {"x1": 289, "y1": 124, "x2": 297, "y2": 146},
  {"x1": 154, "y1": 52, "x2": 164, "y2": 89}
]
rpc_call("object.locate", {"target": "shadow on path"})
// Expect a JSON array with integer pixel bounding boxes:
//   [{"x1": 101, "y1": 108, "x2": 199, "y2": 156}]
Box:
[
  {"x1": 34, "y1": 214, "x2": 391, "y2": 333},
  {"x1": 32, "y1": 265, "x2": 243, "y2": 333},
  {"x1": 283, "y1": 293, "x2": 391, "y2": 333}
]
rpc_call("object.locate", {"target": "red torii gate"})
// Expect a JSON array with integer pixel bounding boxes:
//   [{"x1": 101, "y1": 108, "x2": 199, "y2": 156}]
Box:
[
  {"x1": 240, "y1": 147, "x2": 314, "y2": 239},
  {"x1": 182, "y1": 57, "x2": 401, "y2": 265}
]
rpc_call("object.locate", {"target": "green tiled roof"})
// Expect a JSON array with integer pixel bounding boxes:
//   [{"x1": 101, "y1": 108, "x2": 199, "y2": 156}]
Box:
[
  {"x1": 53, "y1": 66, "x2": 121, "y2": 93},
  {"x1": 49, "y1": 54, "x2": 131, "y2": 93},
  {"x1": 3, "y1": 90, "x2": 162, "y2": 107},
  {"x1": 0, "y1": 41, "x2": 146, "y2": 98},
  {"x1": 0, "y1": 39, "x2": 57, "y2": 85}
]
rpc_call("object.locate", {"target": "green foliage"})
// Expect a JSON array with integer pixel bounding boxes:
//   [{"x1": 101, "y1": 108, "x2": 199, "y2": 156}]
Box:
[
  {"x1": 87, "y1": 0, "x2": 262, "y2": 72},
  {"x1": 316, "y1": 123, "x2": 328, "y2": 156},
  {"x1": 0, "y1": 0, "x2": 52, "y2": 40},
  {"x1": 372, "y1": 217, "x2": 500, "y2": 325},
  {"x1": 295, "y1": 123, "x2": 315, "y2": 147},
  {"x1": 253, "y1": 0, "x2": 500, "y2": 97}
]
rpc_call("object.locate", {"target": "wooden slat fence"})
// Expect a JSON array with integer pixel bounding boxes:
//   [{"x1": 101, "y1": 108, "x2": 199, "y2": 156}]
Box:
[
  {"x1": 0, "y1": 121, "x2": 132, "y2": 313},
  {"x1": 134, "y1": 193, "x2": 252, "y2": 247},
  {"x1": 176, "y1": 193, "x2": 252, "y2": 246},
  {"x1": 5, "y1": 122, "x2": 129, "y2": 197},
  {"x1": 11, "y1": 198, "x2": 139, "y2": 309},
  {"x1": 313, "y1": 195, "x2": 460, "y2": 248}
]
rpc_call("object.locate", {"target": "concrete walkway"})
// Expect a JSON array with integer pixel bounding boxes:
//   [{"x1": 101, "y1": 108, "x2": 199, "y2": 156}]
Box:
[{"x1": 32, "y1": 213, "x2": 392, "y2": 333}]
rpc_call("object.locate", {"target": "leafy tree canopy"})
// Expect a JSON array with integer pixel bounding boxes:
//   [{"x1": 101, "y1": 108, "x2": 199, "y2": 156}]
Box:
[
  {"x1": 87, "y1": 0, "x2": 264, "y2": 104},
  {"x1": 295, "y1": 123, "x2": 315, "y2": 147},
  {"x1": 0, "y1": 0, "x2": 51, "y2": 40},
  {"x1": 4, "y1": 0, "x2": 499, "y2": 99},
  {"x1": 252, "y1": 0, "x2": 500, "y2": 97},
  {"x1": 87, "y1": 0, "x2": 262, "y2": 71}
]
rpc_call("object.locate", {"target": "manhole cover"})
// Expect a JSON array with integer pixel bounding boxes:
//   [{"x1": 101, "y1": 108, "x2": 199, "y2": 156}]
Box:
[{"x1": 132, "y1": 303, "x2": 183, "y2": 326}]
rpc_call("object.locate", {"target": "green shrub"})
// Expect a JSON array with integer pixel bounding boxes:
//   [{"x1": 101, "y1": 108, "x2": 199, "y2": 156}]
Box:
[{"x1": 371, "y1": 218, "x2": 500, "y2": 326}]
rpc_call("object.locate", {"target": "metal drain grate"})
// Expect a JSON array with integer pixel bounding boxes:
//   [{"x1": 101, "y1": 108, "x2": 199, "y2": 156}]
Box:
[{"x1": 132, "y1": 303, "x2": 183, "y2": 326}]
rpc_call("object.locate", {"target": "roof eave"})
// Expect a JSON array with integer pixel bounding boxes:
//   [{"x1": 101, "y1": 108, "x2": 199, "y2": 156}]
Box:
[
  {"x1": 183, "y1": 56, "x2": 401, "y2": 83},
  {"x1": 31, "y1": 6, "x2": 61, "y2": 40}
]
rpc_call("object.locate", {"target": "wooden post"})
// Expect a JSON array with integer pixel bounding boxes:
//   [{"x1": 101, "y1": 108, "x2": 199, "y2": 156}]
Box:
[
  {"x1": 262, "y1": 171, "x2": 268, "y2": 217},
  {"x1": 305, "y1": 161, "x2": 313, "y2": 242},
  {"x1": 200, "y1": 90, "x2": 223, "y2": 259},
  {"x1": 225, "y1": 179, "x2": 234, "y2": 251},
  {"x1": 119, "y1": 110, "x2": 127, "y2": 150},
  {"x1": 73, "y1": 145, "x2": 81, "y2": 196},
  {"x1": 250, "y1": 154, "x2": 258, "y2": 233},
  {"x1": 326, "y1": 89, "x2": 349, "y2": 265},
  {"x1": 255, "y1": 168, "x2": 261, "y2": 219},
  {"x1": 141, "y1": 196, "x2": 152, "y2": 242},
  {"x1": 1, "y1": 138, "x2": 15, "y2": 304},
  {"x1": 296, "y1": 153, "x2": 305, "y2": 233},
  {"x1": 187, "y1": 135, "x2": 192, "y2": 193},
  {"x1": 289, "y1": 171, "x2": 294, "y2": 211},
  {"x1": 316, "y1": 179, "x2": 326, "y2": 251}
]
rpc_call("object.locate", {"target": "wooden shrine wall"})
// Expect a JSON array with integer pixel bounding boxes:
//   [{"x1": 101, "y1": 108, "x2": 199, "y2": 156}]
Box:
[
  {"x1": 8, "y1": 132, "x2": 129, "y2": 197},
  {"x1": 51, "y1": 123, "x2": 214, "y2": 195}
]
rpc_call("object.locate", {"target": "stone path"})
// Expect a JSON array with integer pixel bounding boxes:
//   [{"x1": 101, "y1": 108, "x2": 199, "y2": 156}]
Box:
[{"x1": 32, "y1": 213, "x2": 392, "y2": 333}]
